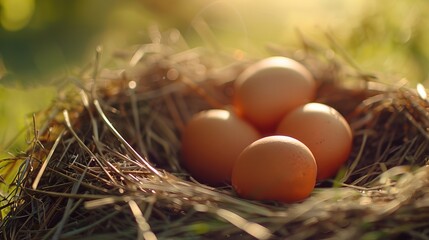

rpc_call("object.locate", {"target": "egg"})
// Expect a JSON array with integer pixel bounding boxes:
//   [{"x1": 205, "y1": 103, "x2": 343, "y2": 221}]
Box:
[
  {"x1": 276, "y1": 103, "x2": 353, "y2": 180},
  {"x1": 181, "y1": 109, "x2": 260, "y2": 186},
  {"x1": 232, "y1": 136, "x2": 317, "y2": 203},
  {"x1": 233, "y1": 56, "x2": 316, "y2": 132}
]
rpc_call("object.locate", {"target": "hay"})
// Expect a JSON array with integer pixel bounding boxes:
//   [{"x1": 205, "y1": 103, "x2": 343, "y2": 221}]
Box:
[{"x1": 1, "y1": 29, "x2": 429, "y2": 240}]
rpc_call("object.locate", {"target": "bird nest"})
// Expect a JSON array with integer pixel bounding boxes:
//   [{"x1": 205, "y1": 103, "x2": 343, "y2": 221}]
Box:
[{"x1": 1, "y1": 30, "x2": 429, "y2": 240}]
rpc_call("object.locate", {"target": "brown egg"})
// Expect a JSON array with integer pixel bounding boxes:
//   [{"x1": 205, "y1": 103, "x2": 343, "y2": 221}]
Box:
[
  {"x1": 233, "y1": 56, "x2": 316, "y2": 132},
  {"x1": 232, "y1": 136, "x2": 317, "y2": 203},
  {"x1": 181, "y1": 109, "x2": 260, "y2": 186},
  {"x1": 276, "y1": 103, "x2": 353, "y2": 180}
]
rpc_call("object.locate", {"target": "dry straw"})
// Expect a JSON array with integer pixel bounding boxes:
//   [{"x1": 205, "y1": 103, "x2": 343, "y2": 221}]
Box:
[{"x1": 1, "y1": 28, "x2": 429, "y2": 240}]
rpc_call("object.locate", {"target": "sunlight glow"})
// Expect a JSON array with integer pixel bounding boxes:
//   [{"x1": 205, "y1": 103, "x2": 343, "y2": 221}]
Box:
[{"x1": 0, "y1": 0, "x2": 35, "y2": 31}]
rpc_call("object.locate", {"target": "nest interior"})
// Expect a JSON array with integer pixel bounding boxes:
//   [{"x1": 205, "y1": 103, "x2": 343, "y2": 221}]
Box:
[{"x1": 1, "y1": 30, "x2": 429, "y2": 240}]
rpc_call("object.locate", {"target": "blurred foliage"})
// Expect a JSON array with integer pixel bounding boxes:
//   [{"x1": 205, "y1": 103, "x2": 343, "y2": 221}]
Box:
[
  {"x1": 0, "y1": 86, "x2": 55, "y2": 157},
  {"x1": 343, "y1": 0, "x2": 429, "y2": 83},
  {"x1": 2, "y1": 0, "x2": 429, "y2": 84},
  {"x1": 0, "y1": 0, "x2": 117, "y2": 83}
]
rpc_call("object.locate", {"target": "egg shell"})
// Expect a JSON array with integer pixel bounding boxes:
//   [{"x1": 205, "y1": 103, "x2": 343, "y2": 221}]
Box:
[
  {"x1": 232, "y1": 135, "x2": 317, "y2": 203},
  {"x1": 181, "y1": 109, "x2": 260, "y2": 186},
  {"x1": 276, "y1": 103, "x2": 353, "y2": 180},
  {"x1": 233, "y1": 56, "x2": 316, "y2": 132}
]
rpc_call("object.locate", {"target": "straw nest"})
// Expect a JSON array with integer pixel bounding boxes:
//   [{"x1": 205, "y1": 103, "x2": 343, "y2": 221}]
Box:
[{"x1": 1, "y1": 30, "x2": 429, "y2": 240}]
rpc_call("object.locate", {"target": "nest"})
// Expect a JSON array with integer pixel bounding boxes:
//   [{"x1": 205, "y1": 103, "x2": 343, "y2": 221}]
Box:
[{"x1": 1, "y1": 30, "x2": 429, "y2": 240}]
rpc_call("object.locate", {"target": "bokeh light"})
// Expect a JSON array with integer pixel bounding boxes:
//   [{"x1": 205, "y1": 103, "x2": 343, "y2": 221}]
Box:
[{"x1": 1, "y1": 0, "x2": 35, "y2": 31}]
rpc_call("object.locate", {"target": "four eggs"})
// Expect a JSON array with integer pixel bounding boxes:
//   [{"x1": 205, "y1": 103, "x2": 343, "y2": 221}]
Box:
[{"x1": 180, "y1": 56, "x2": 353, "y2": 203}]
